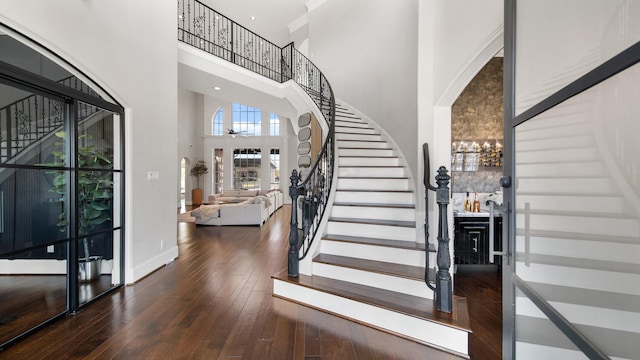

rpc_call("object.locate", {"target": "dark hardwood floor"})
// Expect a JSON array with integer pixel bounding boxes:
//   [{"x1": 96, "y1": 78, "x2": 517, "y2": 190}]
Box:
[
  {"x1": 454, "y1": 268, "x2": 502, "y2": 360},
  {"x1": 1, "y1": 205, "x2": 501, "y2": 359}
]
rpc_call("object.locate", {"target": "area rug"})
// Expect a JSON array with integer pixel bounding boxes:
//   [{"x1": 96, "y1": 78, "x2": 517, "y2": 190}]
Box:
[{"x1": 177, "y1": 211, "x2": 195, "y2": 223}]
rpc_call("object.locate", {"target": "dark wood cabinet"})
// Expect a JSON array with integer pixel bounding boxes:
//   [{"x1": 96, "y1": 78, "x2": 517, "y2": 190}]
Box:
[{"x1": 454, "y1": 217, "x2": 502, "y2": 265}]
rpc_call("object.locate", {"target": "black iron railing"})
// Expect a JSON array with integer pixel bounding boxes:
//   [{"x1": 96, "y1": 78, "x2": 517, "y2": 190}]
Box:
[
  {"x1": 177, "y1": 0, "x2": 335, "y2": 276},
  {"x1": 0, "y1": 76, "x2": 101, "y2": 163}
]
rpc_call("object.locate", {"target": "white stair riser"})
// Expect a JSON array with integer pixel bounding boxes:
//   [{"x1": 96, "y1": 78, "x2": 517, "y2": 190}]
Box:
[
  {"x1": 337, "y1": 140, "x2": 388, "y2": 149},
  {"x1": 517, "y1": 236, "x2": 640, "y2": 264},
  {"x1": 331, "y1": 205, "x2": 415, "y2": 222},
  {"x1": 335, "y1": 126, "x2": 377, "y2": 135},
  {"x1": 515, "y1": 213, "x2": 639, "y2": 238},
  {"x1": 272, "y1": 280, "x2": 468, "y2": 356},
  {"x1": 336, "y1": 133, "x2": 383, "y2": 142},
  {"x1": 338, "y1": 166, "x2": 406, "y2": 178},
  {"x1": 516, "y1": 194, "x2": 625, "y2": 214},
  {"x1": 516, "y1": 147, "x2": 600, "y2": 163},
  {"x1": 516, "y1": 296, "x2": 640, "y2": 334},
  {"x1": 517, "y1": 161, "x2": 606, "y2": 178},
  {"x1": 328, "y1": 221, "x2": 415, "y2": 241},
  {"x1": 334, "y1": 191, "x2": 414, "y2": 205},
  {"x1": 321, "y1": 240, "x2": 434, "y2": 267},
  {"x1": 339, "y1": 157, "x2": 399, "y2": 166},
  {"x1": 335, "y1": 121, "x2": 368, "y2": 129},
  {"x1": 515, "y1": 342, "x2": 587, "y2": 359},
  {"x1": 517, "y1": 134, "x2": 593, "y2": 152},
  {"x1": 337, "y1": 178, "x2": 410, "y2": 191},
  {"x1": 339, "y1": 148, "x2": 395, "y2": 157},
  {"x1": 313, "y1": 262, "x2": 431, "y2": 299},
  {"x1": 516, "y1": 262, "x2": 640, "y2": 296},
  {"x1": 516, "y1": 177, "x2": 614, "y2": 194},
  {"x1": 517, "y1": 123, "x2": 591, "y2": 141}
]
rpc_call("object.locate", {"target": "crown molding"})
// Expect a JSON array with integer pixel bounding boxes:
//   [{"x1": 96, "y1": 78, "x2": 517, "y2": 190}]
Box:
[
  {"x1": 306, "y1": 0, "x2": 327, "y2": 13},
  {"x1": 288, "y1": 12, "x2": 308, "y2": 34}
]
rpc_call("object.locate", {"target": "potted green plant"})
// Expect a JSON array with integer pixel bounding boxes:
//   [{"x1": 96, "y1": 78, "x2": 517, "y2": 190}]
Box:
[
  {"x1": 45, "y1": 131, "x2": 113, "y2": 281},
  {"x1": 189, "y1": 160, "x2": 208, "y2": 205}
]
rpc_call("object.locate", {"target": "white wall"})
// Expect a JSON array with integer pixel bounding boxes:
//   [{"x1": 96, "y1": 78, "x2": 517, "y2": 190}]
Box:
[
  {"x1": 305, "y1": 0, "x2": 502, "y2": 243},
  {"x1": 416, "y1": 0, "x2": 503, "y2": 244},
  {"x1": 307, "y1": 0, "x2": 419, "y2": 178},
  {"x1": 0, "y1": 0, "x2": 179, "y2": 283},
  {"x1": 432, "y1": 0, "x2": 504, "y2": 106},
  {"x1": 178, "y1": 89, "x2": 209, "y2": 205}
]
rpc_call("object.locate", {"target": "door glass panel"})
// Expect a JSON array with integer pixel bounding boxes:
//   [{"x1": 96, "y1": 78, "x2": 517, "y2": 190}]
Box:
[
  {"x1": 0, "y1": 246, "x2": 68, "y2": 345},
  {"x1": 78, "y1": 229, "x2": 121, "y2": 305},
  {"x1": 75, "y1": 102, "x2": 122, "y2": 304},
  {"x1": 515, "y1": 0, "x2": 640, "y2": 116},
  {"x1": 514, "y1": 63, "x2": 640, "y2": 359},
  {"x1": 515, "y1": 290, "x2": 586, "y2": 360},
  {"x1": 0, "y1": 83, "x2": 67, "y2": 166},
  {"x1": 0, "y1": 167, "x2": 69, "y2": 346}
]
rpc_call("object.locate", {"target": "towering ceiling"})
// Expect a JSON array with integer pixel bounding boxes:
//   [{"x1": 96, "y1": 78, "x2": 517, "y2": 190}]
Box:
[{"x1": 201, "y1": 0, "x2": 310, "y2": 45}]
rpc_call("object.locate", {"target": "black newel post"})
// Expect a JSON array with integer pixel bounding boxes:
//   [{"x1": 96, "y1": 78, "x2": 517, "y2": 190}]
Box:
[
  {"x1": 288, "y1": 170, "x2": 301, "y2": 277},
  {"x1": 434, "y1": 166, "x2": 452, "y2": 313}
]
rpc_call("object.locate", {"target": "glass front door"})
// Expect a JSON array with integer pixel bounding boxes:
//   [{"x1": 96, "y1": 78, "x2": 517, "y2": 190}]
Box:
[{"x1": 504, "y1": 1, "x2": 640, "y2": 358}]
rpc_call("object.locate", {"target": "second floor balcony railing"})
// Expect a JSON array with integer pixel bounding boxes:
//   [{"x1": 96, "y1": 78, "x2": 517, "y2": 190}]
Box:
[{"x1": 177, "y1": 0, "x2": 335, "y2": 276}]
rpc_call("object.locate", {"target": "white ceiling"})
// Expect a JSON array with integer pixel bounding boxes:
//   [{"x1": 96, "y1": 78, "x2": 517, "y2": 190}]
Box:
[{"x1": 200, "y1": 0, "x2": 310, "y2": 46}]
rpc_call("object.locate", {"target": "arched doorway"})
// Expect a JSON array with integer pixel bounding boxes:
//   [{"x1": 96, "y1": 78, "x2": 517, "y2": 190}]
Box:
[
  {"x1": 180, "y1": 157, "x2": 191, "y2": 210},
  {"x1": 0, "y1": 25, "x2": 125, "y2": 348}
]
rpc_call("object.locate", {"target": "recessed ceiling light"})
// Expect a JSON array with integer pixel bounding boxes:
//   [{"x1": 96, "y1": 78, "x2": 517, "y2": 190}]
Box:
[
  {"x1": 213, "y1": 86, "x2": 221, "y2": 91},
  {"x1": 250, "y1": 16, "x2": 256, "y2": 20}
]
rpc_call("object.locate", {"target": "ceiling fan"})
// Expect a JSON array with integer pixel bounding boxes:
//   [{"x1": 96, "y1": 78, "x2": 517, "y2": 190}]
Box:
[{"x1": 228, "y1": 129, "x2": 249, "y2": 138}]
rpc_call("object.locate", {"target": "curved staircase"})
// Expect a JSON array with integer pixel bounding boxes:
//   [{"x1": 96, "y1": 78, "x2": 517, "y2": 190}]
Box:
[{"x1": 273, "y1": 103, "x2": 471, "y2": 357}]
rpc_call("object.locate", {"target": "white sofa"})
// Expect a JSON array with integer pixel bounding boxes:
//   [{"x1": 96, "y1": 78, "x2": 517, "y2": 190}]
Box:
[{"x1": 190, "y1": 189, "x2": 284, "y2": 226}]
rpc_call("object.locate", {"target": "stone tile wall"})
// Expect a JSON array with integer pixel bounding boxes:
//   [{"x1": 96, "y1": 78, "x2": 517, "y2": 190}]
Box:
[{"x1": 451, "y1": 57, "x2": 503, "y2": 193}]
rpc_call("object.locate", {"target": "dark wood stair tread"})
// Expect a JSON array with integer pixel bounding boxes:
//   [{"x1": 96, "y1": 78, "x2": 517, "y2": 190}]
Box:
[
  {"x1": 339, "y1": 176, "x2": 408, "y2": 180},
  {"x1": 334, "y1": 119, "x2": 364, "y2": 124},
  {"x1": 329, "y1": 217, "x2": 415, "y2": 228},
  {"x1": 323, "y1": 234, "x2": 434, "y2": 252},
  {"x1": 313, "y1": 254, "x2": 427, "y2": 280},
  {"x1": 272, "y1": 272, "x2": 471, "y2": 333},
  {"x1": 335, "y1": 133, "x2": 381, "y2": 137},
  {"x1": 337, "y1": 139, "x2": 387, "y2": 143},
  {"x1": 334, "y1": 116, "x2": 363, "y2": 121},
  {"x1": 338, "y1": 148, "x2": 395, "y2": 151},
  {"x1": 338, "y1": 167, "x2": 403, "y2": 171},
  {"x1": 335, "y1": 122, "x2": 371, "y2": 127},
  {"x1": 337, "y1": 164, "x2": 400, "y2": 167},
  {"x1": 339, "y1": 155, "x2": 397, "y2": 158},
  {"x1": 336, "y1": 189, "x2": 413, "y2": 193},
  {"x1": 332, "y1": 202, "x2": 414, "y2": 209}
]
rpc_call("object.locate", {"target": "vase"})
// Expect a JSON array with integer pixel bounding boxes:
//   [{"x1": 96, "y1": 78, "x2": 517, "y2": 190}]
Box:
[
  {"x1": 79, "y1": 256, "x2": 103, "y2": 282},
  {"x1": 192, "y1": 188, "x2": 203, "y2": 205}
]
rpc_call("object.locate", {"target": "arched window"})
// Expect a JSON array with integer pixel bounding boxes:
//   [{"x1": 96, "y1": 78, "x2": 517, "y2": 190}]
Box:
[{"x1": 212, "y1": 107, "x2": 224, "y2": 135}]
